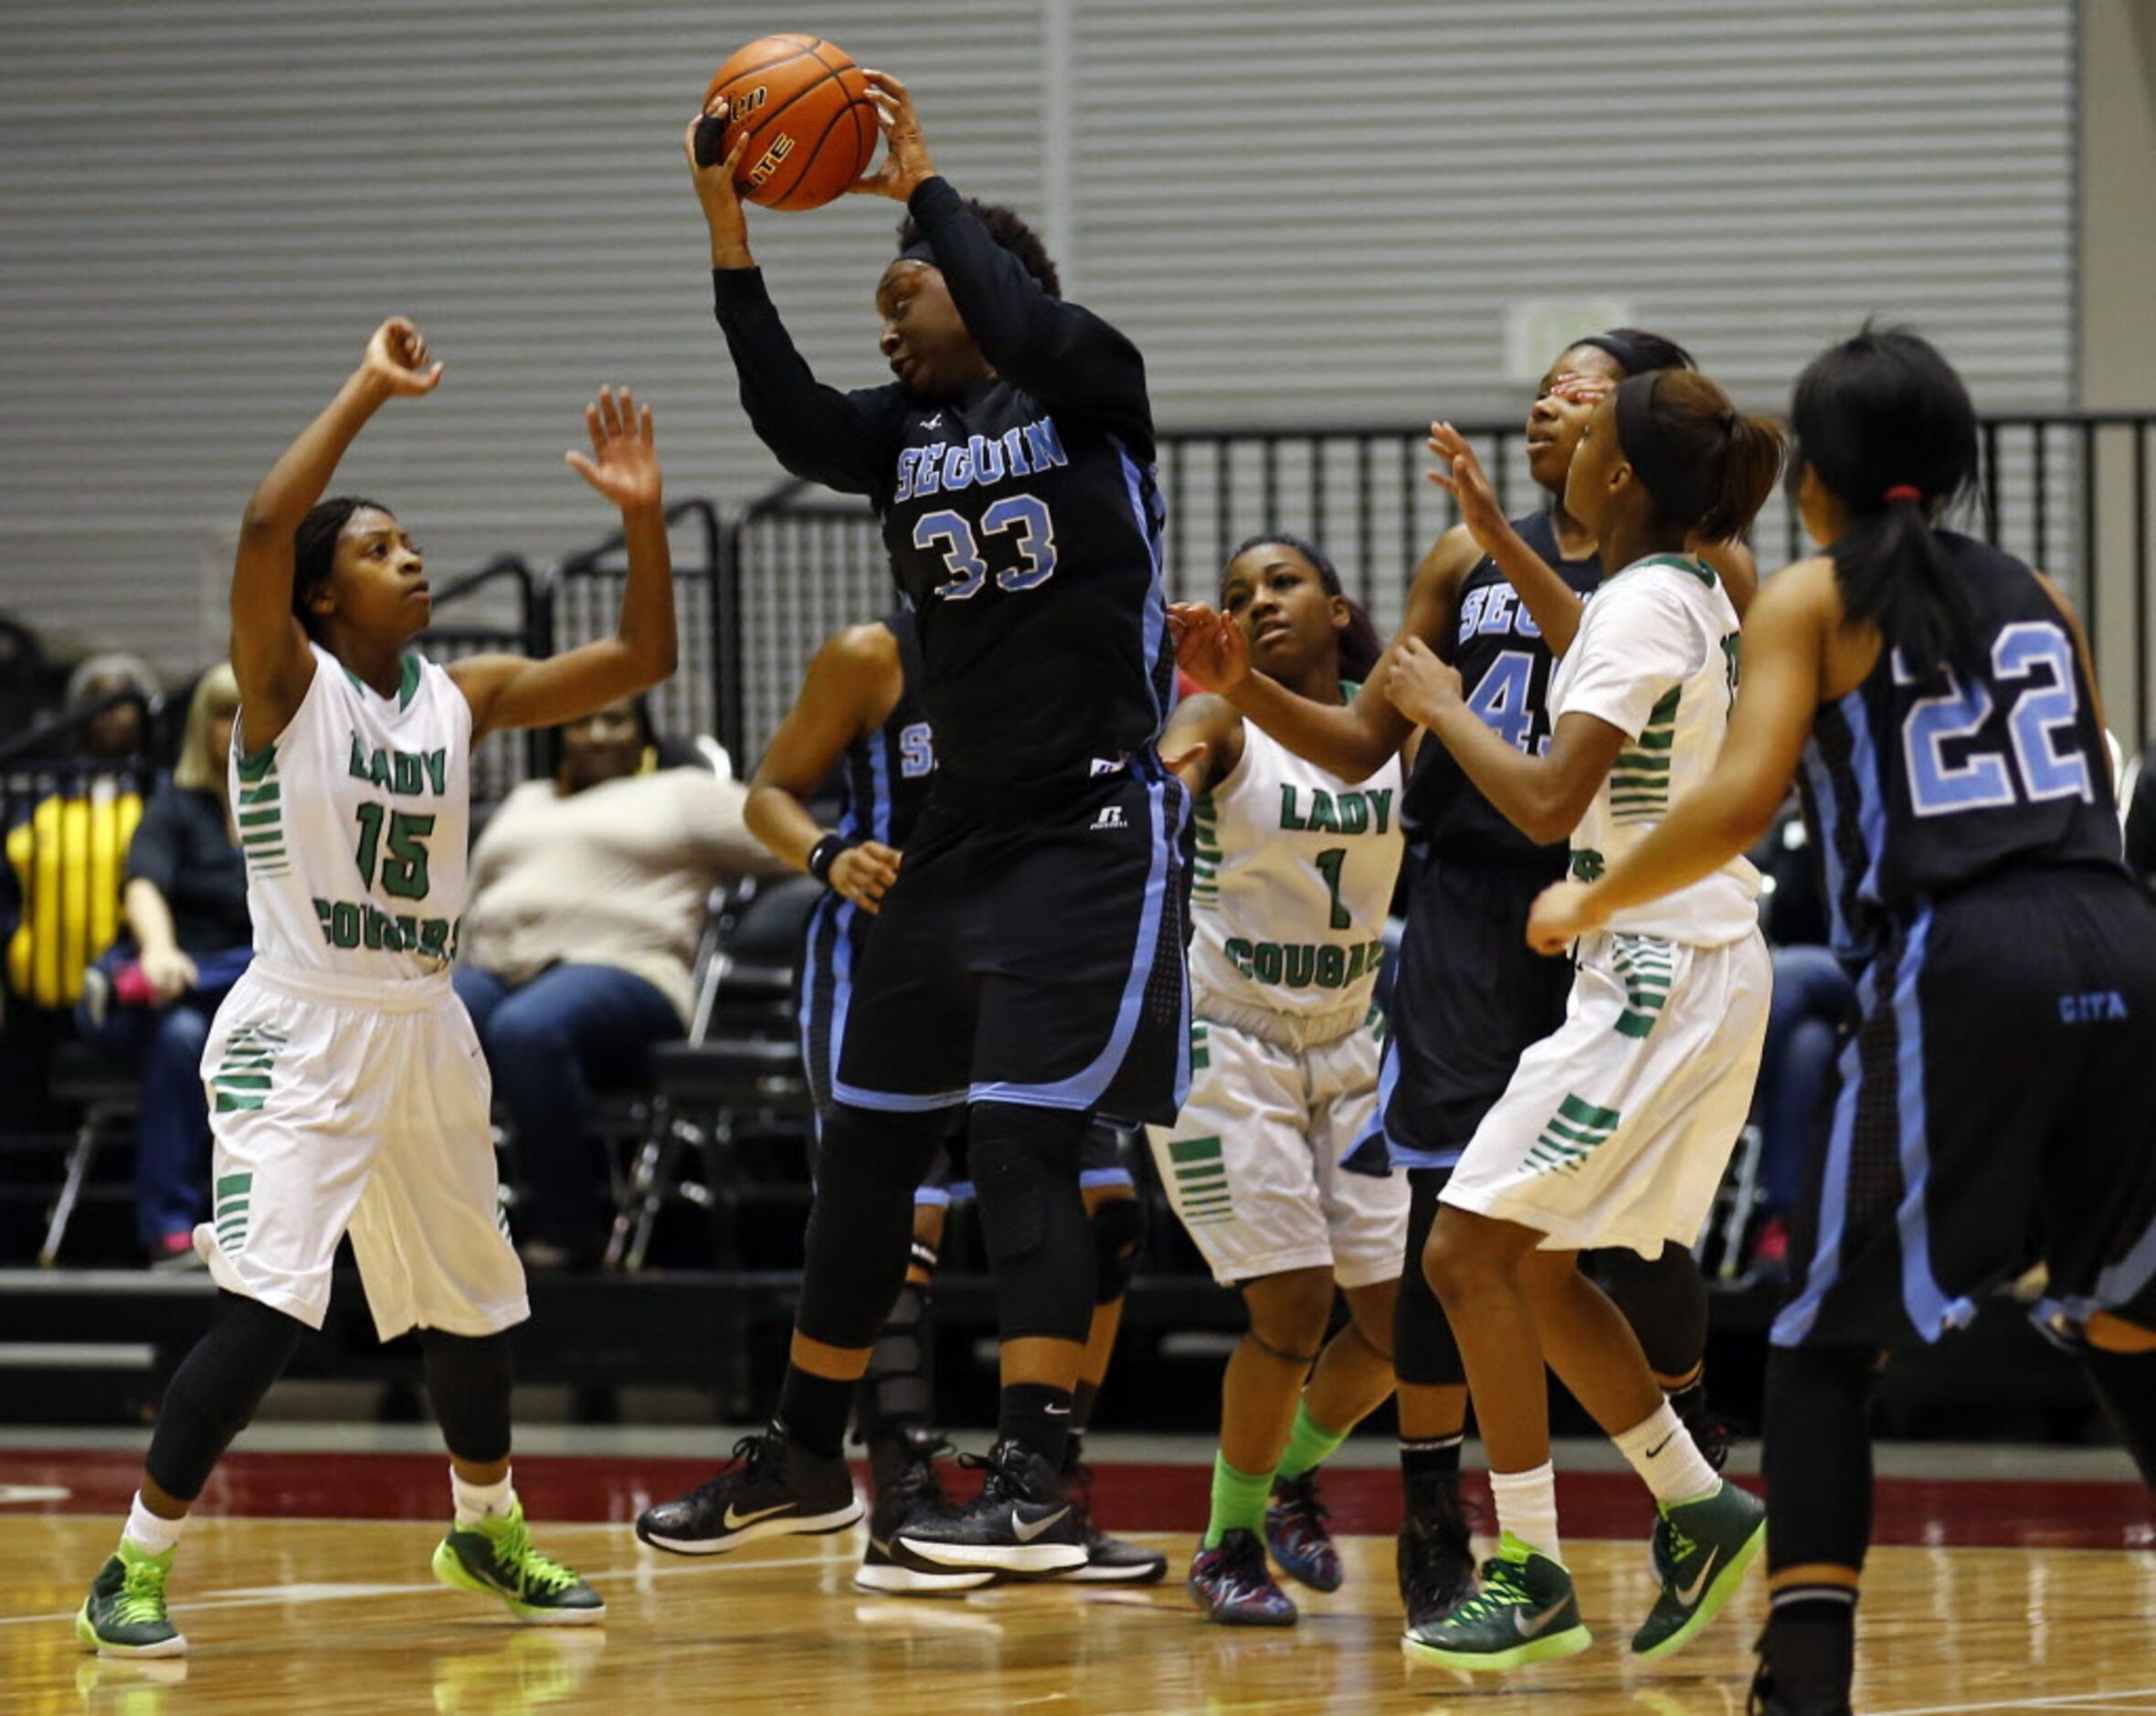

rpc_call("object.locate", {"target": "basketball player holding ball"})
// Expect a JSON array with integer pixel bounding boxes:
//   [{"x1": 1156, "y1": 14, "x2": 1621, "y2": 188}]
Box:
[{"x1": 638, "y1": 69, "x2": 1189, "y2": 1579}]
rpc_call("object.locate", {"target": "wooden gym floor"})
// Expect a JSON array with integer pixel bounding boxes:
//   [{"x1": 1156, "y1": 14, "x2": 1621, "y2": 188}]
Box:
[{"x1": 4, "y1": 1438, "x2": 2153, "y2": 1713}]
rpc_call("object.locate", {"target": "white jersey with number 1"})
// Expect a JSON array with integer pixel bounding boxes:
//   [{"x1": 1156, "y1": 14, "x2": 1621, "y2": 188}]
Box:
[{"x1": 233, "y1": 642, "x2": 470, "y2": 977}]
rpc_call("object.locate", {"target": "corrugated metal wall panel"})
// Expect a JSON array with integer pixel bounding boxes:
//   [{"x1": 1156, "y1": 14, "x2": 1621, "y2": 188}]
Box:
[{"x1": 0, "y1": 0, "x2": 2076, "y2": 704}]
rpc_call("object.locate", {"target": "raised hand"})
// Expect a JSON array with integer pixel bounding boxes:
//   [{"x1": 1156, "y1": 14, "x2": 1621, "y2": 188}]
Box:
[
  {"x1": 1548, "y1": 369, "x2": 1615, "y2": 411},
  {"x1": 848, "y1": 69, "x2": 936, "y2": 201},
  {"x1": 1381, "y1": 636, "x2": 1464, "y2": 728},
  {"x1": 830, "y1": 840, "x2": 901, "y2": 913},
  {"x1": 361, "y1": 318, "x2": 444, "y2": 397},
  {"x1": 683, "y1": 113, "x2": 755, "y2": 267},
  {"x1": 1168, "y1": 602, "x2": 1251, "y2": 696},
  {"x1": 1425, "y1": 421, "x2": 1515, "y2": 559},
  {"x1": 565, "y1": 387, "x2": 662, "y2": 513},
  {"x1": 1525, "y1": 878, "x2": 1606, "y2": 956}
]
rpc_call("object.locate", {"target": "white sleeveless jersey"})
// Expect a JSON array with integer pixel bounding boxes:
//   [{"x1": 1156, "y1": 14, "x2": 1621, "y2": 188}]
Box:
[
  {"x1": 1187, "y1": 715, "x2": 1404, "y2": 1030},
  {"x1": 1549, "y1": 553, "x2": 1760, "y2": 946},
  {"x1": 230, "y1": 645, "x2": 471, "y2": 979}
]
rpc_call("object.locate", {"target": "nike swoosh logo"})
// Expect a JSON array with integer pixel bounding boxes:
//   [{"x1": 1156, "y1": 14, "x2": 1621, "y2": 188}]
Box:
[
  {"x1": 1044, "y1": 1404, "x2": 1071, "y2": 1416},
  {"x1": 723, "y1": 1501, "x2": 791, "y2": 1530},
  {"x1": 1513, "y1": 1602, "x2": 1565, "y2": 1638},
  {"x1": 1674, "y1": 1547, "x2": 1720, "y2": 1608},
  {"x1": 1012, "y1": 1508, "x2": 1070, "y2": 1542},
  {"x1": 1644, "y1": 1434, "x2": 1675, "y2": 1459}
]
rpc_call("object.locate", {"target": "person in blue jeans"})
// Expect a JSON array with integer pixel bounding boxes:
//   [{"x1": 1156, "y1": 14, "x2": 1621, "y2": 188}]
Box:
[
  {"x1": 76, "y1": 664, "x2": 253, "y2": 1266},
  {"x1": 454, "y1": 698, "x2": 782, "y2": 1269}
]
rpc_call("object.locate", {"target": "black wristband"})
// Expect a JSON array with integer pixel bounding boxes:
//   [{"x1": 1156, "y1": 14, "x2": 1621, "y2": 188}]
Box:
[{"x1": 806, "y1": 832, "x2": 857, "y2": 885}]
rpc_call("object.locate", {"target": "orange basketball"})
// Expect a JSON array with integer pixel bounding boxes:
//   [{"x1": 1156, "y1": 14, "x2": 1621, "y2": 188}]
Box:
[{"x1": 701, "y1": 35, "x2": 878, "y2": 212}]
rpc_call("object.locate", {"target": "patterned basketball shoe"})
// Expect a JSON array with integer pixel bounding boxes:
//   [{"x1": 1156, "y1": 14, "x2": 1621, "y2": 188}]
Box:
[
  {"x1": 1187, "y1": 1527, "x2": 1297, "y2": 1626},
  {"x1": 1265, "y1": 1470, "x2": 1342, "y2": 1592},
  {"x1": 635, "y1": 1427, "x2": 862, "y2": 1555}
]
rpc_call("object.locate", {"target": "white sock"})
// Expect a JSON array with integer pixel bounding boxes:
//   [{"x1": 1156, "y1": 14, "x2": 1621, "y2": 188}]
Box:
[
  {"x1": 124, "y1": 1492, "x2": 185, "y2": 1557},
  {"x1": 451, "y1": 1466, "x2": 515, "y2": 1526},
  {"x1": 1488, "y1": 1463, "x2": 1561, "y2": 1566},
  {"x1": 1613, "y1": 1401, "x2": 1722, "y2": 1507}
]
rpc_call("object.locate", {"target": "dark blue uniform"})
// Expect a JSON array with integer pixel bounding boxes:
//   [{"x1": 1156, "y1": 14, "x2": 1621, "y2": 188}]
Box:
[
  {"x1": 1379, "y1": 511, "x2": 1601, "y2": 1168},
  {"x1": 796, "y1": 610, "x2": 1131, "y2": 1194},
  {"x1": 717, "y1": 178, "x2": 1189, "y2": 1125},
  {"x1": 1774, "y1": 535, "x2": 2156, "y2": 1350}
]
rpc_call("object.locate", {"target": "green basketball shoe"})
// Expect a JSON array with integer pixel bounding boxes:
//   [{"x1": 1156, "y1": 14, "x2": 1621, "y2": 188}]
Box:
[
  {"x1": 432, "y1": 1501, "x2": 605, "y2": 1625},
  {"x1": 1631, "y1": 1478, "x2": 1767, "y2": 1659},
  {"x1": 76, "y1": 1539, "x2": 185, "y2": 1658},
  {"x1": 1400, "y1": 1531, "x2": 1591, "y2": 1672}
]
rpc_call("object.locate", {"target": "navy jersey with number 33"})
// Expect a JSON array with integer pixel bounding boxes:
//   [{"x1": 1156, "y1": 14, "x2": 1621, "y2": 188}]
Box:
[{"x1": 713, "y1": 178, "x2": 1171, "y2": 792}]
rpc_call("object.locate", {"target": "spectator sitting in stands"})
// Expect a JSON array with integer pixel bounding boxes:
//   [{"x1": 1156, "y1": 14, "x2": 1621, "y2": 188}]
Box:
[
  {"x1": 455, "y1": 697, "x2": 786, "y2": 1271},
  {"x1": 76, "y1": 664, "x2": 252, "y2": 1267},
  {"x1": 1748, "y1": 797, "x2": 1856, "y2": 1279},
  {"x1": 65, "y1": 651, "x2": 161, "y2": 766}
]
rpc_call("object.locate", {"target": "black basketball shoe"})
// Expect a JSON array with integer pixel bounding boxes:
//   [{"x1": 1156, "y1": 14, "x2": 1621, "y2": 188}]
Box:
[
  {"x1": 1052, "y1": 1446, "x2": 1167, "y2": 1584},
  {"x1": 634, "y1": 1427, "x2": 861, "y2": 1555},
  {"x1": 1669, "y1": 1376, "x2": 1743, "y2": 1472},
  {"x1": 894, "y1": 1437, "x2": 1087, "y2": 1576},
  {"x1": 857, "y1": 1430, "x2": 993, "y2": 1595},
  {"x1": 1399, "y1": 1471, "x2": 1478, "y2": 1631}
]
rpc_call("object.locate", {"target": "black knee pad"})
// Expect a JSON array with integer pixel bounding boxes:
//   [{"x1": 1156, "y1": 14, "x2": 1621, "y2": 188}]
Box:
[
  {"x1": 855, "y1": 1280, "x2": 935, "y2": 1448},
  {"x1": 797, "y1": 1104, "x2": 946, "y2": 1351},
  {"x1": 146, "y1": 1290, "x2": 308, "y2": 1503},
  {"x1": 1762, "y1": 1342, "x2": 1883, "y2": 1574},
  {"x1": 1592, "y1": 1240, "x2": 1708, "y2": 1380},
  {"x1": 970, "y1": 1101, "x2": 1093, "y2": 1344},
  {"x1": 1090, "y1": 1192, "x2": 1145, "y2": 1306},
  {"x1": 418, "y1": 1328, "x2": 515, "y2": 1467},
  {"x1": 1396, "y1": 1168, "x2": 1466, "y2": 1388}
]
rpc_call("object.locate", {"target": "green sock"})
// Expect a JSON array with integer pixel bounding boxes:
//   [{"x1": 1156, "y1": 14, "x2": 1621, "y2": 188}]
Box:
[
  {"x1": 1202, "y1": 1453, "x2": 1274, "y2": 1550},
  {"x1": 1275, "y1": 1400, "x2": 1351, "y2": 1483}
]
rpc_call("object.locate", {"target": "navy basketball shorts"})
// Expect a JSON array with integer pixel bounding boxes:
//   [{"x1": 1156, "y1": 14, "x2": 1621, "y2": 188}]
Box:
[
  {"x1": 1772, "y1": 866, "x2": 2156, "y2": 1352},
  {"x1": 1376, "y1": 853, "x2": 1575, "y2": 1170},
  {"x1": 830, "y1": 760, "x2": 1192, "y2": 1128}
]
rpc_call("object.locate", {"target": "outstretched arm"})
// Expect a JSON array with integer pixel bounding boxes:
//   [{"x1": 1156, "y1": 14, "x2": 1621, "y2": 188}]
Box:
[
  {"x1": 851, "y1": 71, "x2": 1148, "y2": 435},
  {"x1": 1427, "y1": 422, "x2": 1585, "y2": 654},
  {"x1": 1170, "y1": 524, "x2": 1482, "y2": 784},
  {"x1": 451, "y1": 387, "x2": 677, "y2": 739},
  {"x1": 746, "y1": 625, "x2": 905, "y2": 914},
  {"x1": 1524, "y1": 564, "x2": 1831, "y2": 951},
  {"x1": 685, "y1": 118, "x2": 891, "y2": 495},
  {"x1": 230, "y1": 318, "x2": 443, "y2": 747}
]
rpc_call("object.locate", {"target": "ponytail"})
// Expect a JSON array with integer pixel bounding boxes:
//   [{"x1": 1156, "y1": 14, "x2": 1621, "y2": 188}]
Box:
[
  {"x1": 1789, "y1": 325, "x2": 1982, "y2": 680},
  {"x1": 1612, "y1": 370, "x2": 1783, "y2": 544},
  {"x1": 1337, "y1": 598, "x2": 1384, "y2": 683}
]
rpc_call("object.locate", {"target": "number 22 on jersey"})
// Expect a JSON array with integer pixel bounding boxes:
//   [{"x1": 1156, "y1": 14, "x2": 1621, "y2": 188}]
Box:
[{"x1": 1898, "y1": 620, "x2": 2094, "y2": 816}]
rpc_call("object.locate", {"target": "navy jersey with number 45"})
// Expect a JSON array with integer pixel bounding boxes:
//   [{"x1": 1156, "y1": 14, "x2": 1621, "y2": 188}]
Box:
[
  {"x1": 1802, "y1": 533, "x2": 2123, "y2": 959},
  {"x1": 1401, "y1": 510, "x2": 1602, "y2": 864},
  {"x1": 713, "y1": 179, "x2": 1171, "y2": 793}
]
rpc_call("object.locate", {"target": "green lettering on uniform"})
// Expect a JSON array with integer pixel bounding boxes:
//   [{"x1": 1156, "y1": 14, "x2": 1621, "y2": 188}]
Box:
[
  {"x1": 1368, "y1": 789, "x2": 1393, "y2": 834},
  {"x1": 347, "y1": 734, "x2": 371, "y2": 781},
  {"x1": 392, "y1": 752, "x2": 423, "y2": 796},
  {"x1": 1284, "y1": 945, "x2": 1316, "y2": 986},
  {"x1": 424, "y1": 749, "x2": 448, "y2": 795},
  {"x1": 330, "y1": 901, "x2": 361, "y2": 948},
  {"x1": 1346, "y1": 943, "x2": 1369, "y2": 982},
  {"x1": 1316, "y1": 944, "x2": 1348, "y2": 988},
  {"x1": 1337, "y1": 794, "x2": 1367, "y2": 834},
  {"x1": 1306, "y1": 790, "x2": 1339, "y2": 833},
  {"x1": 1226, "y1": 937, "x2": 1256, "y2": 977},
  {"x1": 1279, "y1": 786, "x2": 1306, "y2": 831},
  {"x1": 1253, "y1": 944, "x2": 1284, "y2": 984},
  {"x1": 1571, "y1": 848, "x2": 1605, "y2": 882}
]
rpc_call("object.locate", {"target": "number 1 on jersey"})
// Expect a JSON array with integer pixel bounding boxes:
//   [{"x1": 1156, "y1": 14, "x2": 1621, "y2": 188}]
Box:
[{"x1": 1314, "y1": 846, "x2": 1352, "y2": 931}]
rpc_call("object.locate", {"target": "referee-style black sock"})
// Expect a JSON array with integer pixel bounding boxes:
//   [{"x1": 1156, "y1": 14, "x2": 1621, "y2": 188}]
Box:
[
  {"x1": 999, "y1": 1382, "x2": 1074, "y2": 1473},
  {"x1": 777, "y1": 1366, "x2": 855, "y2": 1462},
  {"x1": 1400, "y1": 1433, "x2": 1464, "y2": 1515}
]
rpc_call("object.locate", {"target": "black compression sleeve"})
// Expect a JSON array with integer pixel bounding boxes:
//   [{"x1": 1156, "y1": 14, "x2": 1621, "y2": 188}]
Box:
[{"x1": 712, "y1": 268, "x2": 893, "y2": 494}]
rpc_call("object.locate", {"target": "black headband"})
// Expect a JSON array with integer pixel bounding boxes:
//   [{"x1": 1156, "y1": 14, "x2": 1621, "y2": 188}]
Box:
[
  {"x1": 1573, "y1": 331, "x2": 1655, "y2": 377},
  {"x1": 895, "y1": 239, "x2": 938, "y2": 268},
  {"x1": 1614, "y1": 371, "x2": 1718, "y2": 527}
]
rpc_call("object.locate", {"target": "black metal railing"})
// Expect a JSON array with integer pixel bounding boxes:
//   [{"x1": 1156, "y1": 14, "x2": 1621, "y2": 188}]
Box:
[{"x1": 714, "y1": 410, "x2": 2156, "y2": 768}]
